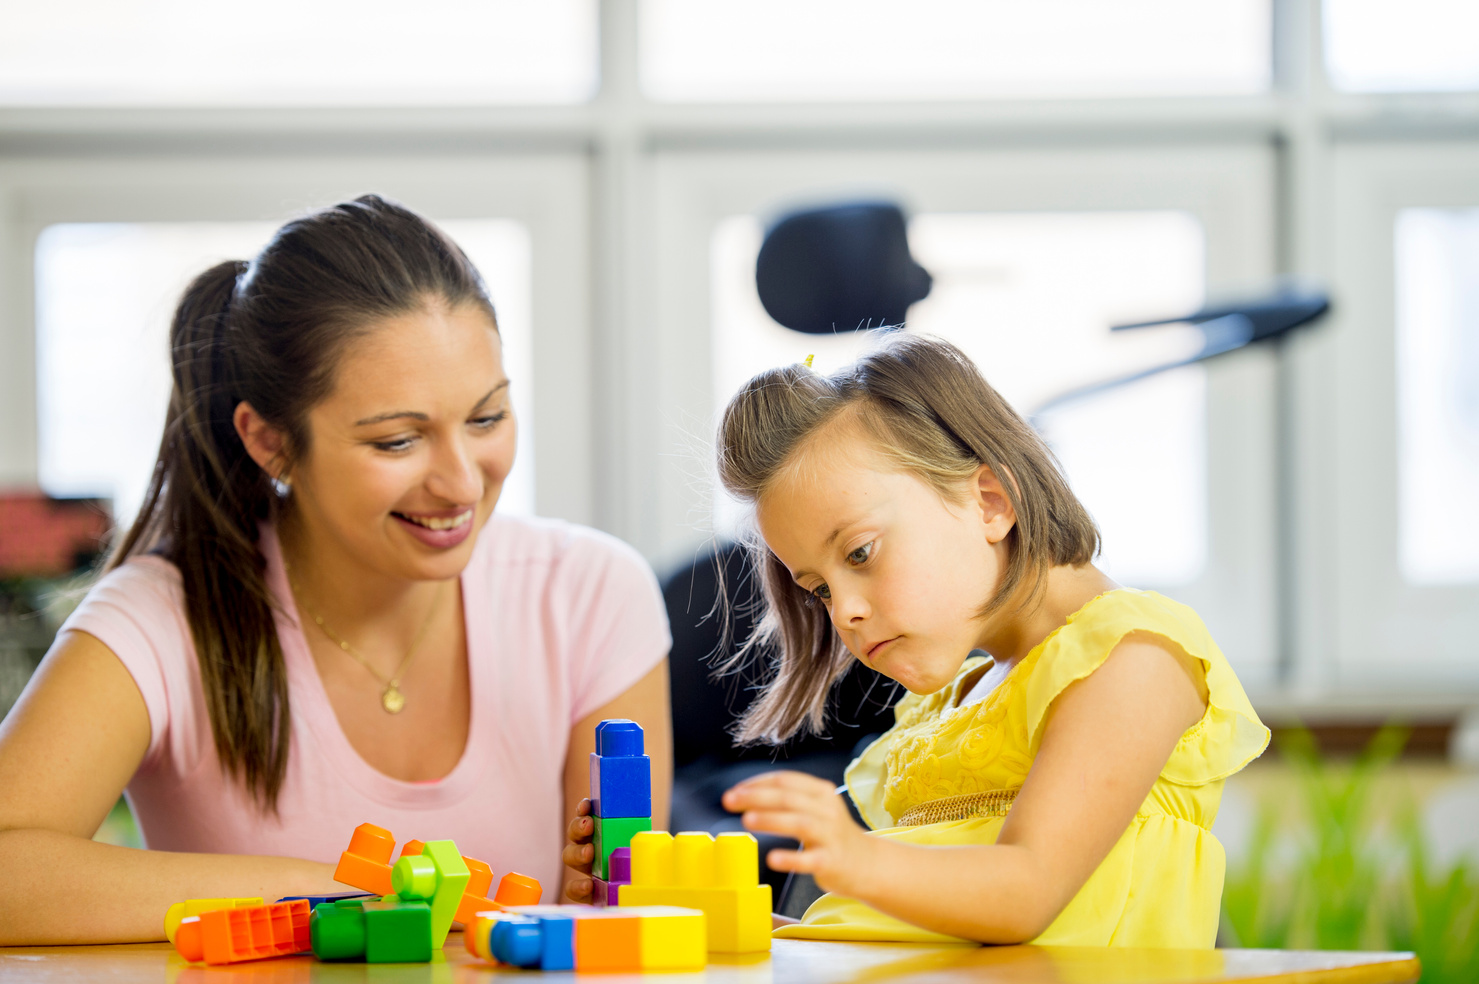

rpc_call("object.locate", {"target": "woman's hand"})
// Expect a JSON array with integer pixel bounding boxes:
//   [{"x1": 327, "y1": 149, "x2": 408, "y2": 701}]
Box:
[
  {"x1": 561, "y1": 797, "x2": 596, "y2": 903},
  {"x1": 722, "y1": 771, "x2": 876, "y2": 898}
]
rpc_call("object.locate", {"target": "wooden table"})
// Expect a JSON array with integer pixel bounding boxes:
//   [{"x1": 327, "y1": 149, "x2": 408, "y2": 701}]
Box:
[{"x1": 0, "y1": 940, "x2": 1419, "y2": 983}]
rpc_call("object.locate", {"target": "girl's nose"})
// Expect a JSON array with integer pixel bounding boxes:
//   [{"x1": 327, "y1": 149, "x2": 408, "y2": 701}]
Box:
[
  {"x1": 830, "y1": 587, "x2": 870, "y2": 627},
  {"x1": 426, "y1": 432, "x2": 483, "y2": 504}
]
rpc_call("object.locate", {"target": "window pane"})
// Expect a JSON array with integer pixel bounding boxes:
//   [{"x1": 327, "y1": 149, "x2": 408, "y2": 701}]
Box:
[
  {"x1": 644, "y1": 0, "x2": 1269, "y2": 102},
  {"x1": 712, "y1": 210, "x2": 1208, "y2": 587},
  {"x1": 1, "y1": 0, "x2": 597, "y2": 106},
  {"x1": 36, "y1": 218, "x2": 535, "y2": 529},
  {"x1": 1396, "y1": 207, "x2": 1479, "y2": 584},
  {"x1": 1325, "y1": 0, "x2": 1479, "y2": 92}
]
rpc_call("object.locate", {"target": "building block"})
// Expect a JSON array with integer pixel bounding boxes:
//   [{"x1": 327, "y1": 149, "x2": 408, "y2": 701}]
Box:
[
  {"x1": 593, "y1": 815, "x2": 651, "y2": 880},
  {"x1": 173, "y1": 899, "x2": 311, "y2": 965},
  {"x1": 309, "y1": 898, "x2": 433, "y2": 963},
  {"x1": 163, "y1": 898, "x2": 262, "y2": 944},
  {"x1": 635, "y1": 906, "x2": 707, "y2": 971},
  {"x1": 453, "y1": 866, "x2": 543, "y2": 926},
  {"x1": 363, "y1": 899, "x2": 434, "y2": 963},
  {"x1": 590, "y1": 719, "x2": 652, "y2": 819},
  {"x1": 466, "y1": 905, "x2": 703, "y2": 972},
  {"x1": 592, "y1": 846, "x2": 631, "y2": 907},
  {"x1": 334, "y1": 822, "x2": 397, "y2": 897},
  {"x1": 618, "y1": 830, "x2": 772, "y2": 952},
  {"x1": 390, "y1": 839, "x2": 469, "y2": 948},
  {"x1": 573, "y1": 909, "x2": 643, "y2": 972},
  {"x1": 276, "y1": 891, "x2": 373, "y2": 907}
]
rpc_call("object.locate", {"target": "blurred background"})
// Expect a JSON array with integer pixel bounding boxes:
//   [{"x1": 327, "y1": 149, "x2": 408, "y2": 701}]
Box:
[{"x1": 0, "y1": 0, "x2": 1476, "y2": 973}]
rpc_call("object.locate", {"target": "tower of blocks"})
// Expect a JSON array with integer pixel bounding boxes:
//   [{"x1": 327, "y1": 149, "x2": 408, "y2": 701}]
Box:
[
  {"x1": 590, "y1": 719, "x2": 653, "y2": 885},
  {"x1": 619, "y1": 830, "x2": 772, "y2": 952},
  {"x1": 587, "y1": 717, "x2": 772, "y2": 954},
  {"x1": 466, "y1": 904, "x2": 705, "y2": 972}
]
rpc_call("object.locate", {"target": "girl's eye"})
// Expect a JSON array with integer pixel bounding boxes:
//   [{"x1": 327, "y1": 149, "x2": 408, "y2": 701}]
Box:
[
  {"x1": 847, "y1": 542, "x2": 874, "y2": 566},
  {"x1": 470, "y1": 410, "x2": 509, "y2": 430},
  {"x1": 810, "y1": 583, "x2": 832, "y2": 603}
]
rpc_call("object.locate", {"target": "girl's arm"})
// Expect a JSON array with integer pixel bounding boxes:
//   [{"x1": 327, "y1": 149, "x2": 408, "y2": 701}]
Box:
[
  {"x1": 560, "y1": 658, "x2": 672, "y2": 902},
  {"x1": 0, "y1": 631, "x2": 340, "y2": 945},
  {"x1": 724, "y1": 635, "x2": 1207, "y2": 943}
]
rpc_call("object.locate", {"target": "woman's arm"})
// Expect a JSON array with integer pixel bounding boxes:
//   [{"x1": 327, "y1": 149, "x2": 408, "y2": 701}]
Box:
[
  {"x1": 724, "y1": 636, "x2": 1207, "y2": 942},
  {"x1": 0, "y1": 630, "x2": 339, "y2": 944},
  {"x1": 560, "y1": 658, "x2": 672, "y2": 902}
]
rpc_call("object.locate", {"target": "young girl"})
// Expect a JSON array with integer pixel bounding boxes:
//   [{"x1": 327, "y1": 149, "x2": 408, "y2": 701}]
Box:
[{"x1": 716, "y1": 333, "x2": 1268, "y2": 946}]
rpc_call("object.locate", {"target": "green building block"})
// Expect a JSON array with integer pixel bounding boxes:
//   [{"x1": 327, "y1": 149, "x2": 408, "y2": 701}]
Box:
[
  {"x1": 363, "y1": 899, "x2": 433, "y2": 963},
  {"x1": 310, "y1": 902, "x2": 367, "y2": 961},
  {"x1": 593, "y1": 816, "x2": 652, "y2": 880},
  {"x1": 391, "y1": 839, "x2": 469, "y2": 949}
]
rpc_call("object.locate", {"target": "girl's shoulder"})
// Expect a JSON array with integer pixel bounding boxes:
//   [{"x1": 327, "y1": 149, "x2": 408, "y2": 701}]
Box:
[{"x1": 1026, "y1": 588, "x2": 1270, "y2": 785}]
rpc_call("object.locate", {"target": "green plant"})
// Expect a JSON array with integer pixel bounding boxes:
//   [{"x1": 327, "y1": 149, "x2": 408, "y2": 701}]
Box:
[
  {"x1": 1387, "y1": 808, "x2": 1479, "y2": 984},
  {"x1": 1222, "y1": 799, "x2": 1293, "y2": 948}
]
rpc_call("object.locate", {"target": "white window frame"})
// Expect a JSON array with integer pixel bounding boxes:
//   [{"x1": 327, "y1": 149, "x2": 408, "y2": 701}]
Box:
[{"x1": 0, "y1": 152, "x2": 594, "y2": 525}]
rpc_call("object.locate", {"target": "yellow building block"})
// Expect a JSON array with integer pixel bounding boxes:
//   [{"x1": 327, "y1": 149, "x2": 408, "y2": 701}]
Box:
[
  {"x1": 631, "y1": 906, "x2": 706, "y2": 970},
  {"x1": 619, "y1": 831, "x2": 771, "y2": 952},
  {"x1": 163, "y1": 898, "x2": 262, "y2": 944}
]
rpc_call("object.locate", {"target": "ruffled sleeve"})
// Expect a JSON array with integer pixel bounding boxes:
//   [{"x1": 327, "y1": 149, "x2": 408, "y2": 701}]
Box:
[
  {"x1": 843, "y1": 687, "x2": 935, "y2": 831},
  {"x1": 1023, "y1": 590, "x2": 1269, "y2": 786}
]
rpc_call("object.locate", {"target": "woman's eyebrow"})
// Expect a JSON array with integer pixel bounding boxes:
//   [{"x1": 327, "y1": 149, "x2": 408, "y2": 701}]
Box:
[{"x1": 353, "y1": 381, "x2": 510, "y2": 426}]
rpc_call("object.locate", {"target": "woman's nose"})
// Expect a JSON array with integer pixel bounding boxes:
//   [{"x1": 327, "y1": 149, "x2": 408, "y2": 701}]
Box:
[{"x1": 427, "y1": 433, "x2": 483, "y2": 504}]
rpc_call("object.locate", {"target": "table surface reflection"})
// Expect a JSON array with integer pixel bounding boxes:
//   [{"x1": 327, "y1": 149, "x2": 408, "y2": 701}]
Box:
[{"x1": 0, "y1": 939, "x2": 1419, "y2": 983}]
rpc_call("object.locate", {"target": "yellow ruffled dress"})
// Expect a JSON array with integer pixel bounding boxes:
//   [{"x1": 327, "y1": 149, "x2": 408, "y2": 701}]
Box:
[{"x1": 774, "y1": 588, "x2": 1269, "y2": 948}]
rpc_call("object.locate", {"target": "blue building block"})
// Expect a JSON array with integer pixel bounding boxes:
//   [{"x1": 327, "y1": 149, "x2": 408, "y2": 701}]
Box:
[
  {"x1": 537, "y1": 913, "x2": 576, "y2": 971},
  {"x1": 491, "y1": 915, "x2": 543, "y2": 968},
  {"x1": 590, "y1": 719, "x2": 651, "y2": 819},
  {"x1": 278, "y1": 891, "x2": 374, "y2": 907}
]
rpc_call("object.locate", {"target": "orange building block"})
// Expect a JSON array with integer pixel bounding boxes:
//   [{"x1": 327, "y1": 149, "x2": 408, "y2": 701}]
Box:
[
  {"x1": 174, "y1": 899, "x2": 311, "y2": 965},
  {"x1": 454, "y1": 865, "x2": 543, "y2": 926},
  {"x1": 573, "y1": 910, "x2": 643, "y2": 972},
  {"x1": 334, "y1": 823, "x2": 396, "y2": 897}
]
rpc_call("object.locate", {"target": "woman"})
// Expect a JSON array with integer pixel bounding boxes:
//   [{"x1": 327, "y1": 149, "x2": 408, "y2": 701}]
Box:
[{"x1": 0, "y1": 196, "x2": 671, "y2": 944}]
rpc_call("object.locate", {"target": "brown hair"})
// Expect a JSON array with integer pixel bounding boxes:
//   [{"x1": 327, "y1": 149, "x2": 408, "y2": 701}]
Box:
[
  {"x1": 715, "y1": 333, "x2": 1098, "y2": 744},
  {"x1": 108, "y1": 194, "x2": 496, "y2": 810}
]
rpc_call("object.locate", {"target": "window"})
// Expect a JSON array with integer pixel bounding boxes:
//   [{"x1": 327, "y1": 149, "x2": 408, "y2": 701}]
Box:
[
  {"x1": 35, "y1": 218, "x2": 535, "y2": 529},
  {"x1": 1324, "y1": 0, "x2": 1479, "y2": 93},
  {"x1": 642, "y1": 0, "x2": 1270, "y2": 102},
  {"x1": 0, "y1": 0, "x2": 598, "y2": 106},
  {"x1": 1395, "y1": 207, "x2": 1479, "y2": 584},
  {"x1": 712, "y1": 210, "x2": 1208, "y2": 587}
]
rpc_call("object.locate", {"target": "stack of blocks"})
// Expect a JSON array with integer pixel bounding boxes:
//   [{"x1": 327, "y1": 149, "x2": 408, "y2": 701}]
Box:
[
  {"x1": 619, "y1": 830, "x2": 772, "y2": 952},
  {"x1": 466, "y1": 904, "x2": 705, "y2": 972},
  {"x1": 587, "y1": 717, "x2": 772, "y2": 954},
  {"x1": 589, "y1": 718, "x2": 653, "y2": 899}
]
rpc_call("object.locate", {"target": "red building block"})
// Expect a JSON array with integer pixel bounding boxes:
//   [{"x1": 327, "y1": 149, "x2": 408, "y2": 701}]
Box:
[
  {"x1": 334, "y1": 823, "x2": 396, "y2": 897},
  {"x1": 174, "y1": 899, "x2": 311, "y2": 965}
]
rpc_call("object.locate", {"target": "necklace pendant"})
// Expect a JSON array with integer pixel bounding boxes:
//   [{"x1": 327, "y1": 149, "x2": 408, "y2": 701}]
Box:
[{"x1": 381, "y1": 685, "x2": 406, "y2": 714}]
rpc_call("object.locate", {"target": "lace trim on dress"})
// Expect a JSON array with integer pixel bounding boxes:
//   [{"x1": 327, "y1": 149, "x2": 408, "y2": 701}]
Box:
[{"x1": 895, "y1": 787, "x2": 1019, "y2": 827}]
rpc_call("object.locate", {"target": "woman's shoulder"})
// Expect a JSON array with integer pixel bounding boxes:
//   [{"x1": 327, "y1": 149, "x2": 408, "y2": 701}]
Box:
[
  {"x1": 67, "y1": 553, "x2": 186, "y2": 624},
  {"x1": 466, "y1": 514, "x2": 660, "y2": 607}
]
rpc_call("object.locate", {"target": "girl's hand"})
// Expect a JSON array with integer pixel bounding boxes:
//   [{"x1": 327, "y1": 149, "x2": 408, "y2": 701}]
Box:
[
  {"x1": 561, "y1": 797, "x2": 596, "y2": 903},
  {"x1": 722, "y1": 771, "x2": 875, "y2": 898}
]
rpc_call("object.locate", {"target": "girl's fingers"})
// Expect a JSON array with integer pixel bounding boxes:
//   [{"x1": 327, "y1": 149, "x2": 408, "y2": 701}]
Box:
[
  {"x1": 576, "y1": 797, "x2": 593, "y2": 817},
  {"x1": 565, "y1": 877, "x2": 593, "y2": 903},
  {"x1": 567, "y1": 813, "x2": 594, "y2": 843},
  {"x1": 739, "y1": 809, "x2": 816, "y2": 842},
  {"x1": 562, "y1": 840, "x2": 594, "y2": 870},
  {"x1": 764, "y1": 848, "x2": 814, "y2": 874},
  {"x1": 727, "y1": 770, "x2": 836, "y2": 797}
]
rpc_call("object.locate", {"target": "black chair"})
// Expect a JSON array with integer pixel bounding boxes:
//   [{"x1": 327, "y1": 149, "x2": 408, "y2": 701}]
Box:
[{"x1": 664, "y1": 541, "x2": 900, "y2": 904}]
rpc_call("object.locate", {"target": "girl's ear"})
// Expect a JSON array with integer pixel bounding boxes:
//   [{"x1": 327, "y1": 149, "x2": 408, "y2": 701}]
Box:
[
  {"x1": 973, "y1": 463, "x2": 1017, "y2": 544},
  {"x1": 233, "y1": 400, "x2": 291, "y2": 480}
]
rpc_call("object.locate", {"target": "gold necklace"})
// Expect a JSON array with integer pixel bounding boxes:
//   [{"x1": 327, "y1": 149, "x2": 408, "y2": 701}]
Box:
[{"x1": 287, "y1": 568, "x2": 445, "y2": 714}]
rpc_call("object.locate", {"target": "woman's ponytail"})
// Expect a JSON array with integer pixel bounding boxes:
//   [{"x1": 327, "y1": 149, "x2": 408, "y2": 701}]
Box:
[{"x1": 110, "y1": 259, "x2": 291, "y2": 810}]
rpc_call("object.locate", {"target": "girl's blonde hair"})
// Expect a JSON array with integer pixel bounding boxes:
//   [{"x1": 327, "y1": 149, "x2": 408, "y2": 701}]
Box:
[{"x1": 716, "y1": 333, "x2": 1099, "y2": 744}]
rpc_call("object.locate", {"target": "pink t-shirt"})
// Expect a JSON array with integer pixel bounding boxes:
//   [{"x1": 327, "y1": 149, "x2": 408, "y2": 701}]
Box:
[{"x1": 60, "y1": 515, "x2": 670, "y2": 894}]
